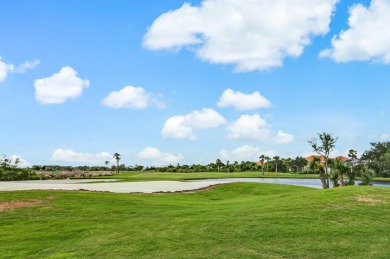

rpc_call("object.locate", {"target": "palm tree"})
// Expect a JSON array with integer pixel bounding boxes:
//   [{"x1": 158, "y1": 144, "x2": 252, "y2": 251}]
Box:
[
  {"x1": 348, "y1": 149, "x2": 358, "y2": 167},
  {"x1": 113, "y1": 153, "x2": 121, "y2": 174},
  {"x1": 216, "y1": 159, "x2": 222, "y2": 172},
  {"x1": 265, "y1": 156, "x2": 270, "y2": 173},
  {"x1": 332, "y1": 159, "x2": 350, "y2": 187},
  {"x1": 226, "y1": 160, "x2": 230, "y2": 173},
  {"x1": 105, "y1": 160, "x2": 110, "y2": 169},
  {"x1": 308, "y1": 156, "x2": 321, "y2": 174},
  {"x1": 273, "y1": 156, "x2": 280, "y2": 174},
  {"x1": 259, "y1": 155, "x2": 266, "y2": 175},
  {"x1": 309, "y1": 156, "x2": 327, "y2": 189}
]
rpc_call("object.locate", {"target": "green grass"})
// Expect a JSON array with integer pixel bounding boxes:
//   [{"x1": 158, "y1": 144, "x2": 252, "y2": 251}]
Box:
[
  {"x1": 1, "y1": 183, "x2": 390, "y2": 258},
  {"x1": 98, "y1": 171, "x2": 319, "y2": 182}
]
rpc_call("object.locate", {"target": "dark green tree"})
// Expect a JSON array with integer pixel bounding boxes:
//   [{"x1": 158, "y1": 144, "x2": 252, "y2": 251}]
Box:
[{"x1": 361, "y1": 142, "x2": 390, "y2": 177}]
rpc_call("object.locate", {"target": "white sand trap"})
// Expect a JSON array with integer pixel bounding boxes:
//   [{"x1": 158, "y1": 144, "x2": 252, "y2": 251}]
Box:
[{"x1": 0, "y1": 179, "x2": 226, "y2": 193}]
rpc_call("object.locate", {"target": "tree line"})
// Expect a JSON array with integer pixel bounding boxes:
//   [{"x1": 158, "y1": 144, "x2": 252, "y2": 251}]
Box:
[{"x1": 2, "y1": 137, "x2": 389, "y2": 183}]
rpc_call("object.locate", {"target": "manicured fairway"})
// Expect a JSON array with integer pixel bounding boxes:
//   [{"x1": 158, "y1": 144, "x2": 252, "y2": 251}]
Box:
[
  {"x1": 1, "y1": 183, "x2": 390, "y2": 258},
  {"x1": 100, "y1": 171, "x2": 319, "y2": 182}
]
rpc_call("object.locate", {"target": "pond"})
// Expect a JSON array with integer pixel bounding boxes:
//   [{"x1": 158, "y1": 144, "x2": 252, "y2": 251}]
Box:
[{"x1": 188, "y1": 178, "x2": 390, "y2": 189}]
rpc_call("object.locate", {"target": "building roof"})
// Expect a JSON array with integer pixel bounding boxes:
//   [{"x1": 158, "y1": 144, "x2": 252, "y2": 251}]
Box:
[
  {"x1": 305, "y1": 155, "x2": 325, "y2": 162},
  {"x1": 305, "y1": 155, "x2": 349, "y2": 162},
  {"x1": 335, "y1": 156, "x2": 349, "y2": 161}
]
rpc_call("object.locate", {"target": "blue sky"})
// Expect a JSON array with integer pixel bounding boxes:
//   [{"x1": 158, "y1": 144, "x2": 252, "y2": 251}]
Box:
[{"x1": 1, "y1": 0, "x2": 389, "y2": 167}]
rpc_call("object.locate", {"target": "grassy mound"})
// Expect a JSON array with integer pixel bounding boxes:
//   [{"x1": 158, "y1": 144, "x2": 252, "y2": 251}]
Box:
[{"x1": 1, "y1": 183, "x2": 389, "y2": 258}]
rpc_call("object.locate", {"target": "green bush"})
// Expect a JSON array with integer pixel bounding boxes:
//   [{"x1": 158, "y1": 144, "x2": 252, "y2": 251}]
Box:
[{"x1": 0, "y1": 155, "x2": 36, "y2": 181}]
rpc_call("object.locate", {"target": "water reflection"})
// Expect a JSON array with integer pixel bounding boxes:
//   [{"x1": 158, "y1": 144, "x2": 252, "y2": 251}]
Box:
[{"x1": 188, "y1": 178, "x2": 390, "y2": 189}]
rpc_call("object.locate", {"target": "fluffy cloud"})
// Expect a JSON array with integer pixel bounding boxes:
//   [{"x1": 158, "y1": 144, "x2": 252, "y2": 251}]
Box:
[
  {"x1": 227, "y1": 114, "x2": 270, "y2": 141},
  {"x1": 220, "y1": 145, "x2": 276, "y2": 162},
  {"x1": 162, "y1": 108, "x2": 227, "y2": 140},
  {"x1": 0, "y1": 57, "x2": 14, "y2": 83},
  {"x1": 274, "y1": 130, "x2": 294, "y2": 144},
  {"x1": 34, "y1": 66, "x2": 90, "y2": 104},
  {"x1": 102, "y1": 86, "x2": 165, "y2": 109},
  {"x1": 143, "y1": 0, "x2": 338, "y2": 71},
  {"x1": 51, "y1": 149, "x2": 112, "y2": 164},
  {"x1": 320, "y1": 0, "x2": 390, "y2": 63},
  {"x1": 138, "y1": 147, "x2": 183, "y2": 165},
  {"x1": 217, "y1": 88, "x2": 271, "y2": 110}
]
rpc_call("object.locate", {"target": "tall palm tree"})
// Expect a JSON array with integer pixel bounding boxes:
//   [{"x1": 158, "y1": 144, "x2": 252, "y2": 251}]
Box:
[
  {"x1": 273, "y1": 156, "x2": 280, "y2": 174},
  {"x1": 259, "y1": 154, "x2": 266, "y2": 175},
  {"x1": 226, "y1": 160, "x2": 230, "y2": 173},
  {"x1": 265, "y1": 156, "x2": 270, "y2": 173},
  {"x1": 216, "y1": 159, "x2": 222, "y2": 172},
  {"x1": 348, "y1": 149, "x2": 358, "y2": 167},
  {"x1": 113, "y1": 153, "x2": 121, "y2": 174}
]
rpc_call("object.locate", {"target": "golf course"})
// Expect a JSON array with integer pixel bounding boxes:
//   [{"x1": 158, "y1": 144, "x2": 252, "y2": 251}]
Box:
[{"x1": 1, "y1": 172, "x2": 390, "y2": 258}]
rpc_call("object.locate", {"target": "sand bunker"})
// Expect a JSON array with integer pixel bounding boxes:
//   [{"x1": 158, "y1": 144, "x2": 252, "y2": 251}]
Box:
[{"x1": 0, "y1": 179, "x2": 225, "y2": 194}]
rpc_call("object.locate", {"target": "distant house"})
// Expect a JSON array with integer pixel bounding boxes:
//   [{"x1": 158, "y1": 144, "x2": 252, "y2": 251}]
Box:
[
  {"x1": 305, "y1": 155, "x2": 349, "y2": 164},
  {"x1": 334, "y1": 156, "x2": 349, "y2": 161},
  {"x1": 305, "y1": 155, "x2": 369, "y2": 170},
  {"x1": 256, "y1": 161, "x2": 264, "y2": 167},
  {"x1": 305, "y1": 155, "x2": 326, "y2": 164}
]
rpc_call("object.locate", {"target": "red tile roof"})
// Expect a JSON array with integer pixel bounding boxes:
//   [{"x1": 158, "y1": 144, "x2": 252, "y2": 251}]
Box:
[
  {"x1": 305, "y1": 155, "x2": 349, "y2": 162},
  {"x1": 335, "y1": 156, "x2": 349, "y2": 161}
]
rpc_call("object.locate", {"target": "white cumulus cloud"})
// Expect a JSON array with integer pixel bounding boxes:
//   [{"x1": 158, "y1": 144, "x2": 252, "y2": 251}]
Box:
[
  {"x1": 162, "y1": 108, "x2": 227, "y2": 140},
  {"x1": 217, "y1": 88, "x2": 271, "y2": 110},
  {"x1": 102, "y1": 86, "x2": 165, "y2": 109},
  {"x1": 227, "y1": 114, "x2": 270, "y2": 141},
  {"x1": 138, "y1": 147, "x2": 183, "y2": 165},
  {"x1": 220, "y1": 145, "x2": 276, "y2": 162},
  {"x1": 34, "y1": 66, "x2": 90, "y2": 104},
  {"x1": 51, "y1": 149, "x2": 112, "y2": 164},
  {"x1": 0, "y1": 57, "x2": 15, "y2": 83},
  {"x1": 320, "y1": 0, "x2": 390, "y2": 63},
  {"x1": 143, "y1": 0, "x2": 338, "y2": 71},
  {"x1": 274, "y1": 130, "x2": 294, "y2": 144}
]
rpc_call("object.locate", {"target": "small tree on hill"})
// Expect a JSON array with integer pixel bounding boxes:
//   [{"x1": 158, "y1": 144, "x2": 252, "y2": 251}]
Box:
[
  {"x1": 332, "y1": 159, "x2": 350, "y2": 187},
  {"x1": 308, "y1": 132, "x2": 338, "y2": 189}
]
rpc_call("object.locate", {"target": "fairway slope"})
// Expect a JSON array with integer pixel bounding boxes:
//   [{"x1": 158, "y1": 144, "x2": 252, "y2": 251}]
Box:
[{"x1": 1, "y1": 183, "x2": 389, "y2": 258}]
